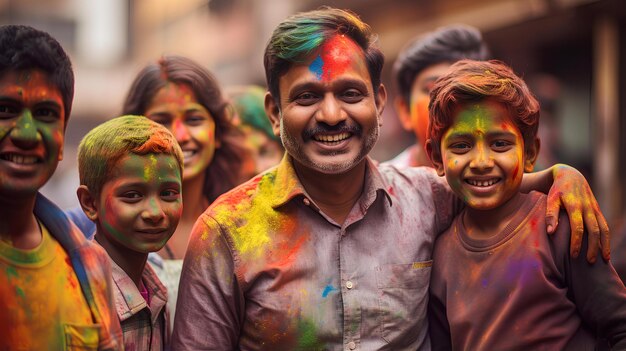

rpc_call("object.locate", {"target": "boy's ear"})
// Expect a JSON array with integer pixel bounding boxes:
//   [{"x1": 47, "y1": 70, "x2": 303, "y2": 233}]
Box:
[
  {"x1": 524, "y1": 137, "x2": 541, "y2": 172},
  {"x1": 264, "y1": 92, "x2": 281, "y2": 138},
  {"x1": 76, "y1": 185, "x2": 99, "y2": 221},
  {"x1": 394, "y1": 95, "x2": 413, "y2": 132},
  {"x1": 426, "y1": 139, "x2": 445, "y2": 176}
]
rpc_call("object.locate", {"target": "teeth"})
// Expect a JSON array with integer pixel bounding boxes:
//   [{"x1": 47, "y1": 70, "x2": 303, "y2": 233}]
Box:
[
  {"x1": 314, "y1": 132, "x2": 350, "y2": 143},
  {"x1": 182, "y1": 151, "x2": 195, "y2": 159},
  {"x1": 1, "y1": 154, "x2": 39, "y2": 164},
  {"x1": 467, "y1": 179, "x2": 499, "y2": 187}
]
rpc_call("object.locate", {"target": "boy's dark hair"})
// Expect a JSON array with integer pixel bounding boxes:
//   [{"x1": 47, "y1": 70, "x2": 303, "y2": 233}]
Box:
[
  {"x1": 0, "y1": 25, "x2": 74, "y2": 122},
  {"x1": 263, "y1": 6, "x2": 384, "y2": 105},
  {"x1": 393, "y1": 24, "x2": 489, "y2": 104},
  {"x1": 123, "y1": 55, "x2": 247, "y2": 203},
  {"x1": 429, "y1": 59, "x2": 540, "y2": 154}
]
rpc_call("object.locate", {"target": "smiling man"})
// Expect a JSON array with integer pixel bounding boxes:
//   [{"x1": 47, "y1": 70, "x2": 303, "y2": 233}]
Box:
[
  {"x1": 172, "y1": 8, "x2": 610, "y2": 350},
  {"x1": 0, "y1": 25, "x2": 122, "y2": 350}
]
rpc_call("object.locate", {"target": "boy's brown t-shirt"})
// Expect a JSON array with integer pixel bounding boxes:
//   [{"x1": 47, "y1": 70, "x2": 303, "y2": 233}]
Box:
[{"x1": 429, "y1": 191, "x2": 626, "y2": 350}]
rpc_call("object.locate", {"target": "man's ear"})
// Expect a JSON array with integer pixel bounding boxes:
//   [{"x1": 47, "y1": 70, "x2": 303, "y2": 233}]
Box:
[
  {"x1": 76, "y1": 185, "x2": 99, "y2": 221},
  {"x1": 264, "y1": 92, "x2": 281, "y2": 138},
  {"x1": 394, "y1": 95, "x2": 413, "y2": 131},
  {"x1": 524, "y1": 137, "x2": 541, "y2": 172},
  {"x1": 375, "y1": 84, "x2": 387, "y2": 126},
  {"x1": 426, "y1": 139, "x2": 445, "y2": 176}
]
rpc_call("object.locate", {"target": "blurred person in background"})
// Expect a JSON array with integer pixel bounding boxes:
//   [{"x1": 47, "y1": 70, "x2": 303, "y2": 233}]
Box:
[
  {"x1": 67, "y1": 55, "x2": 249, "y2": 327},
  {"x1": 385, "y1": 24, "x2": 490, "y2": 167},
  {"x1": 228, "y1": 84, "x2": 284, "y2": 179}
]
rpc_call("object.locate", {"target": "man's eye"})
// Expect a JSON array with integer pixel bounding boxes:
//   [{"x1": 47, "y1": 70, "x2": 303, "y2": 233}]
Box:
[
  {"x1": 295, "y1": 92, "x2": 318, "y2": 105},
  {"x1": 342, "y1": 90, "x2": 364, "y2": 103}
]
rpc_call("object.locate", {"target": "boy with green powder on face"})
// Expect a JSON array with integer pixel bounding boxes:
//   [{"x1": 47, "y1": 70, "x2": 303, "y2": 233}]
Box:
[
  {"x1": 426, "y1": 60, "x2": 626, "y2": 350},
  {"x1": 76, "y1": 115, "x2": 184, "y2": 350},
  {"x1": 0, "y1": 25, "x2": 122, "y2": 350}
]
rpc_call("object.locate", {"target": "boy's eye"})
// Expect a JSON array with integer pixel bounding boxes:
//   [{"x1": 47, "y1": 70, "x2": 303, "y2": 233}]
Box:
[
  {"x1": 161, "y1": 189, "x2": 180, "y2": 201},
  {"x1": 491, "y1": 140, "x2": 513, "y2": 151},
  {"x1": 121, "y1": 191, "x2": 143, "y2": 201},
  {"x1": 449, "y1": 142, "x2": 471, "y2": 153},
  {"x1": 34, "y1": 108, "x2": 60, "y2": 122},
  {"x1": 0, "y1": 104, "x2": 18, "y2": 118}
]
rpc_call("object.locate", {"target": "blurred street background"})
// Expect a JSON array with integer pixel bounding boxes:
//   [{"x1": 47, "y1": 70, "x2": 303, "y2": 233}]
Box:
[{"x1": 1, "y1": 0, "x2": 624, "y2": 229}]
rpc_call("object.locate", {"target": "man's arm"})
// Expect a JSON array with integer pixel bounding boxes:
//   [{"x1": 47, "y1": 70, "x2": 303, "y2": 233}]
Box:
[
  {"x1": 171, "y1": 215, "x2": 244, "y2": 350},
  {"x1": 521, "y1": 164, "x2": 610, "y2": 263}
]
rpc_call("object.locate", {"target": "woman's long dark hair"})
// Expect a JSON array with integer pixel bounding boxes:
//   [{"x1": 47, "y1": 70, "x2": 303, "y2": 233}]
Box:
[{"x1": 123, "y1": 55, "x2": 247, "y2": 203}]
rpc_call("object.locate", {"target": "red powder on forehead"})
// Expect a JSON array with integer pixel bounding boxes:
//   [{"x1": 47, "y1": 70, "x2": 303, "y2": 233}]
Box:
[{"x1": 319, "y1": 35, "x2": 362, "y2": 82}]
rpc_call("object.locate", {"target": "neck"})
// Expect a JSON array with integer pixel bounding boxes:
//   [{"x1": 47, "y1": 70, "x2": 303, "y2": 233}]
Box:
[
  {"x1": 95, "y1": 231, "x2": 147, "y2": 288},
  {"x1": 0, "y1": 194, "x2": 41, "y2": 249},
  {"x1": 293, "y1": 159, "x2": 367, "y2": 226},
  {"x1": 182, "y1": 173, "x2": 207, "y2": 222},
  {"x1": 409, "y1": 144, "x2": 432, "y2": 167},
  {"x1": 463, "y1": 191, "x2": 526, "y2": 240},
  {"x1": 157, "y1": 172, "x2": 207, "y2": 260}
]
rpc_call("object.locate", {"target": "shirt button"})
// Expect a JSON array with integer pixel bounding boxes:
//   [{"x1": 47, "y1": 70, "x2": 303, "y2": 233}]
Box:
[
  {"x1": 303, "y1": 198, "x2": 311, "y2": 206},
  {"x1": 346, "y1": 280, "x2": 354, "y2": 289},
  {"x1": 347, "y1": 341, "x2": 356, "y2": 350}
]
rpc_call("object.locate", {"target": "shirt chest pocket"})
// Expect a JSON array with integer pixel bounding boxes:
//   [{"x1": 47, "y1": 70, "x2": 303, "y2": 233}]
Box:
[
  {"x1": 64, "y1": 323, "x2": 100, "y2": 351},
  {"x1": 375, "y1": 261, "x2": 432, "y2": 344}
]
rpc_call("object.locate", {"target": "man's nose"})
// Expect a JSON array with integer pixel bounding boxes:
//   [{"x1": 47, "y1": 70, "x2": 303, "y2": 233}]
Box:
[{"x1": 315, "y1": 94, "x2": 347, "y2": 126}]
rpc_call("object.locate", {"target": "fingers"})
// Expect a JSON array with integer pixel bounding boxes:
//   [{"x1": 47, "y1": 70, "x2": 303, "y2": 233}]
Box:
[
  {"x1": 597, "y1": 211, "x2": 611, "y2": 261},
  {"x1": 568, "y1": 209, "x2": 583, "y2": 258},
  {"x1": 545, "y1": 191, "x2": 562, "y2": 235},
  {"x1": 584, "y1": 211, "x2": 600, "y2": 263}
]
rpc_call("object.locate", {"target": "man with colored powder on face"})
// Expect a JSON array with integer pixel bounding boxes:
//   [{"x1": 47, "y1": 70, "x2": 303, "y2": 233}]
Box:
[
  {"x1": 426, "y1": 59, "x2": 626, "y2": 350},
  {"x1": 172, "y1": 7, "x2": 610, "y2": 350},
  {"x1": 0, "y1": 25, "x2": 122, "y2": 350},
  {"x1": 76, "y1": 115, "x2": 184, "y2": 351},
  {"x1": 385, "y1": 24, "x2": 490, "y2": 168}
]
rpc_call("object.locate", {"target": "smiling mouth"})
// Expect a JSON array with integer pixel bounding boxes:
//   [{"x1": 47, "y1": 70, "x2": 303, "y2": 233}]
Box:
[
  {"x1": 137, "y1": 228, "x2": 168, "y2": 234},
  {"x1": 313, "y1": 132, "x2": 351, "y2": 144},
  {"x1": 465, "y1": 178, "x2": 501, "y2": 187},
  {"x1": 0, "y1": 153, "x2": 42, "y2": 165},
  {"x1": 182, "y1": 150, "x2": 197, "y2": 161}
]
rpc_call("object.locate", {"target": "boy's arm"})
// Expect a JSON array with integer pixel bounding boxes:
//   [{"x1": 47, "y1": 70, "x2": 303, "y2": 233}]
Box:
[
  {"x1": 554, "y1": 212, "x2": 626, "y2": 348},
  {"x1": 171, "y1": 215, "x2": 244, "y2": 350},
  {"x1": 520, "y1": 164, "x2": 610, "y2": 263},
  {"x1": 429, "y1": 256, "x2": 453, "y2": 351}
]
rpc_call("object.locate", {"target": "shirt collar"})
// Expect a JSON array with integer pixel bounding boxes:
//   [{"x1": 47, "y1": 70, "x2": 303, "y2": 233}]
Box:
[
  {"x1": 108, "y1": 255, "x2": 168, "y2": 323},
  {"x1": 269, "y1": 154, "x2": 392, "y2": 209}
]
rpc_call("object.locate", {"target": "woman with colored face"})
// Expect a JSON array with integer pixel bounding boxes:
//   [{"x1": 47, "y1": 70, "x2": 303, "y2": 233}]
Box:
[{"x1": 121, "y1": 55, "x2": 248, "y2": 324}]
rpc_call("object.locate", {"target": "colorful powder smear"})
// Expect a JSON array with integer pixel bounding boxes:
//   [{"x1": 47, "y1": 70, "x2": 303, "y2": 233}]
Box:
[{"x1": 308, "y1": 34, "x2": 363, "y2": 82}]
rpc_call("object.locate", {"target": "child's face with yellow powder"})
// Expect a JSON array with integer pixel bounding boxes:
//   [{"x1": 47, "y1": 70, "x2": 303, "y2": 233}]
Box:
[
  {"x1": 96, "y1": 153, "x2": 182, "y2": 253},
  {"x1": 434, "y1": 99, "x2": 536, "y2": 210}
]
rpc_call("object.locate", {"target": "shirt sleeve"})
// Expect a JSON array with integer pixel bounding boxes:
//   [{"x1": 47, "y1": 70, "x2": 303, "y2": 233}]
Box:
[
  {"x1": 171, "y1": 214, "x2": 244, "y2": 350},
  {"x1": 424, "y1": 168, "x2": 464, "y2": 235},
  {"x1": 553, "y1": 211, "x2": 626, "y2": 348}
]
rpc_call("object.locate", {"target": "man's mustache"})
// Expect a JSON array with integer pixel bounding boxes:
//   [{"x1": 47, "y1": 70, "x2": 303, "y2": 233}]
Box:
[{"x1": 302, "y1": 122, "x2": 361, "y2": 140}]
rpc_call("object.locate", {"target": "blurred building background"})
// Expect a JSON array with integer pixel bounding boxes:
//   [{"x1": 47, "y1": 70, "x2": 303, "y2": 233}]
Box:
[{"x1": 1, "y1": 0, "x2": 624, "y2": 227}]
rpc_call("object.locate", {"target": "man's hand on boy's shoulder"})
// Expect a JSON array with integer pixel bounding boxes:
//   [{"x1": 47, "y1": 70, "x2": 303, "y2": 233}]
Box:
[{"x1": 545, "y1": 164, "x2": 610, "y2": 264}]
